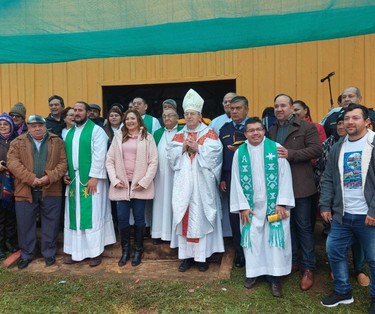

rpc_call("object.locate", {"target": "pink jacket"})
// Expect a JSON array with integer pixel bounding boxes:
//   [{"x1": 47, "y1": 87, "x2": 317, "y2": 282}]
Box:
[{"x1": 106, "y1": 129, "x2": 158, "y2": 201}]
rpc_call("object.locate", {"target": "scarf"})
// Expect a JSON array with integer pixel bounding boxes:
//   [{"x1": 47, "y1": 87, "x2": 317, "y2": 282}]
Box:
[
  {"x1": 65, "y1": 120, "x2": 95, "y2": 230},
  {"x1": 238, "y1": 138, "x2": 284, "y2": 249}
]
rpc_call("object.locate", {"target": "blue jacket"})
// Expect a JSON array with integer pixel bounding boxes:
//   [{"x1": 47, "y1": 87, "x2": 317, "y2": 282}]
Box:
[{"x1": 219, "y1": 119, "x2": 248, "y2": 181}]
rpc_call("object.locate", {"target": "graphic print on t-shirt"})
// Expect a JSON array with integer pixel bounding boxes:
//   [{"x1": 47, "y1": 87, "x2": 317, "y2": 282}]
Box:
[{"x1": 343, "y1": 151, "x2": 362, "y2": 189}]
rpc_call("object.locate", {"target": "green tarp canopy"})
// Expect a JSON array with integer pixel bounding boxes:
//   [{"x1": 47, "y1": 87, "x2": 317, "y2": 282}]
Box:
[{"x1": 1, "y1": 0, "x2": 375, "y2": 63}]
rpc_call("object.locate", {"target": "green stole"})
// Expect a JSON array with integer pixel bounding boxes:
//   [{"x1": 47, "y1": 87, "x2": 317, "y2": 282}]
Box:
[
  {"x1": 143, "y1": 114, "x2": 153, "y2": 134},
  {"x1": 65, "y1": 120, "x2": 95, "y2": 230},
  {"x1": 238, "y1": 138, "x2": 284, "y2": 249},
  {"x1": 154, "y1": 125, "x2": 183, "y2": 145}
]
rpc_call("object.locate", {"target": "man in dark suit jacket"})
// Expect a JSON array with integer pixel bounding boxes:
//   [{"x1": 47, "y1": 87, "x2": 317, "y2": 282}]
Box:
[
  {"x1": 219, "y1": 96, "x2": 249, "y2": 270},
  {"x1": 269, "y1": 94, "x2": 322, "y2": 291}
]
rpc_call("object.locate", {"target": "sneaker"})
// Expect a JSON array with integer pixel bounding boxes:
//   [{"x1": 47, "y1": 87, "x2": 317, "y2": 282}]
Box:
[{"x1": 321, "y1": 291, "x2": 354, "y2": 307}]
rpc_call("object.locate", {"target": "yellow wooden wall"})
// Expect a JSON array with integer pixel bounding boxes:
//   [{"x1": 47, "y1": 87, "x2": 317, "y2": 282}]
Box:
[{"x1": 0, "y1": 34, "x2": 374, "y2": 122}]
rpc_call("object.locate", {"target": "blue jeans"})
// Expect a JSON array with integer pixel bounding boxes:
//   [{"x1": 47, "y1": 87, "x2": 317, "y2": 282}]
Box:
[
  {"x1": 327, "y1": 213, "x2": 375, "y2": 297},
  {"x1": 117, "y1": 199, "x2": 146, "y2": 230},
  {"x1": 290, "y1": 196, "x2": 316, "y2": 270}
]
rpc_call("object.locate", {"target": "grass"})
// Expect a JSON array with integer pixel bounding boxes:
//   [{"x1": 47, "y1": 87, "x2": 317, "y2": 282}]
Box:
[{"x1": 0, "y1": 253, "x2": 371, "y2": 314}]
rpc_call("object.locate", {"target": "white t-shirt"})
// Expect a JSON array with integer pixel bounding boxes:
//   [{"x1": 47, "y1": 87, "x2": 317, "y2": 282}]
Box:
[{"x1": 343, "y1": 133, "x2": 369, "y2": 215}]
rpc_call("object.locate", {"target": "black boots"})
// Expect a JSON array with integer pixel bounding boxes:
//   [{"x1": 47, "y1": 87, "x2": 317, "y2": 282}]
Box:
[
  {"x1": 118, "y1": 227, "x2": 131, "y2": 267},
  {"x1": 131, "y1": 225, "x2": 145, "y2": 266}
]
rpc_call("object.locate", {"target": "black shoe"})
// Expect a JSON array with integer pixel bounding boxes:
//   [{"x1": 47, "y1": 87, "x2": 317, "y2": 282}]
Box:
[
  {"x1": 18, "y1": 258, "x2": 32, "y2": 270},
  {"x1": 45, "y1": 256, "x2": 56, "y2": 266},
  {"x1": 321, "y1": 291, "x2": 354, "y2": 307},
  {"x1": 234, "y1": 253, "x2": 245, "y2": 268},
  {"x1": 244, "y1": 277, "x2": 257, "y2": 289},
  {"x1": 178, "y1": 259, "x2": 194, "y2": 272},
  {"x1": 198, "y1": 262, "x2": 209, "y2": 272},
  {"x1": 5, "y1": 240, "x2": 18, "y2": 253},
  {"x1": 369, "y1": 298, "x2": 375, "y2": 314},
  {"x1": 89, "y1": 255, "x2": 102, "y2": 267},
  {"x1": 152, "y1": 238, "x2": 164, "y2": 245},
  {"x1": 270, "y1": 281, "x2": 283, "y2": 297}
]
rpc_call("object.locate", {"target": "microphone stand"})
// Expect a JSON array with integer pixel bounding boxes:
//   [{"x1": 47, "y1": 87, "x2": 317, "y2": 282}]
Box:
[{"x1": 327, "y1": 76, "x2": 334, "y2": 110}]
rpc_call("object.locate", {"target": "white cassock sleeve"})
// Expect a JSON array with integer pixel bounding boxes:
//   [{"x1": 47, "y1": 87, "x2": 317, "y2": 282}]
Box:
[
  {"x1": 89, "y1": 126, "x2": 109, "y2": 179},
  {"x1": 276, "y1": 157, "x2": 295, "y2": 209}
]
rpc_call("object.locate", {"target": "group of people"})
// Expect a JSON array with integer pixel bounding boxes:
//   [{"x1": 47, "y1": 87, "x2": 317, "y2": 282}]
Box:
[{"x1": 1, "y1": 86, "x2": 375, "y2": 313}]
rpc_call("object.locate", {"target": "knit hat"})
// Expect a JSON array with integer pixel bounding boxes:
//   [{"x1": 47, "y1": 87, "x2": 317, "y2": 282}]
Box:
[
  {"x1": 9, "y1": 102, "x2": 26, "y2": 119},
  {"x1": 162, "y1": 99, "x2": 177, "y2": 109},
  {"x1": 337, "y1": 109, "x2": 345, "y2": 122},
  {"x1": 0, "y1": 112, "x2": 15, "y2": 134},
  {"x1": 182, "y1": 89, "x2": 204, "y2": 113}
]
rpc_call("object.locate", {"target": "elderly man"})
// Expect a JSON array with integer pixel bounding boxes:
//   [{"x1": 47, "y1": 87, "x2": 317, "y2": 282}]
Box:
[
  {"x1": 230, "y1": 117, "x2": 295, "y2": 297},
  {"x1": 46, "y1": 95, "x2": 65, "y2": 138},
  {"x1": 320, "y1": 104, "x2": 375, "y2": 312},
  {"x1": 219, "y1": 96, "x2": 249, "y2": 268},
  {"x1": 152, "y1": 109, "x2": 183, "y2": 243},
  {"x1": 269, "y1": 94, "x2": 322, "y2": 291},
  {"x1": 133, "y1": 97, "x2": 161, "y2": 135},
  {"x1": 210, "y1": 92, "x2": 236, "y2": 135},
  {"x1": 7, "y1": 115, "x2": 67, "y2": 269},
  {"x1": 63, "y1": 101, "x2": 116, "y2": 267},
  {"x1": 158, "y1": 99, "x2": 179, "y2": 127},
  {"x1": 168, "y1": 89, "x2": 224, "y2": 272},
  {"x1": 322, "y1": 87, "x2": 362, "y2": 137}
]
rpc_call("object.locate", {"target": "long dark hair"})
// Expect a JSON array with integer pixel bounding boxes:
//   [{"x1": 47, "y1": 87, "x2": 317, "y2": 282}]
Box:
[{"x1": 121, "y1": 109, "x2": 148, "y2": 142}]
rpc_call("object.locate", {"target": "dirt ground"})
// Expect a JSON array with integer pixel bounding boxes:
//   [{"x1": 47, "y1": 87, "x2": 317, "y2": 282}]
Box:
[{"x1": 3, "y1": 221, "x2": 331, "y2": 286}]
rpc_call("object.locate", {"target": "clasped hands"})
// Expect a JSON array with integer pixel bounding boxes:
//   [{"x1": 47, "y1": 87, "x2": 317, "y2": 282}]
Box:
[{"x1": 183, "y1": 136, "x2": 199, "y2": 154}]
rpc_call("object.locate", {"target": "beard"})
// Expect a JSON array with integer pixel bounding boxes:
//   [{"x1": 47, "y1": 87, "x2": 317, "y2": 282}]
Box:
[{"x1": 75, "y1": 115, "x2": 88, "y2": 126}]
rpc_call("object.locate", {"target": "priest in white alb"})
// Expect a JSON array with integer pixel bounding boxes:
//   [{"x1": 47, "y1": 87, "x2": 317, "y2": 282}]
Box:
[
  {"x1": 168, "y1": 89, "x2": 224, "y2": 272},
  {"x1": 230, "y1": 117, "x2": 295, "y2": 297},
  {"x1": 151, "y1": 109, "x2": 182, "y2": 243},
  {"x1": 63, "y1": 101, "x2": 116, "y2": 267}
]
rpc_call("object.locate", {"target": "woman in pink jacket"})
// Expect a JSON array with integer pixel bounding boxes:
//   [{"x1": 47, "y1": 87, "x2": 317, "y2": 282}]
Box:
[{"x1": 106, "y1": 109, "x2": 158, "y2": 267}]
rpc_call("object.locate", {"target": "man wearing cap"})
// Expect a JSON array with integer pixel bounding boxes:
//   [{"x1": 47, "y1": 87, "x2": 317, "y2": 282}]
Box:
[
  {"x1": 63, "y1": 101, "x2": 116, "y2": 267},
  {"x1": 9, "y1": 102, "x2": 28, "y2": 136},
  {"x1": 152, "y1": 109, "x2": 183, "y2": 244},
  {"x1": 7, "y1": 115, "x2": 67, "y2": 269},
  {"x1": 210, "y1": 92, "x2": 236, "y2": 135},
  {"x1": 168, "y1": 89, "x2": 224, "y2": 272},
  {"x1": 133, "y1": 97, "x2": 161, "y2": 135},
  {"x1": 88, "y1": 104, "x2": 105, "y2": 127},
  {"x1": 158, "y1": 99, "x2": 179, "y2": 128},
  {"x1": 46, "y1": 95, "x2": 65, "y2": 138}
]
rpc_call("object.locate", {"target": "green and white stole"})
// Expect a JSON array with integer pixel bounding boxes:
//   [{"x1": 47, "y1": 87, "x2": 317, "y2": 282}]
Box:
[
  {"x1": 238, "y1": 138, "x2": 284, "y2": 249},
  {"x1": 154, "y1": 125, "x2": 183, "y2": 146},
  {"x1": 143, "y1": 114, "x2": 153, "y2": 134},
  {"x1": 65, "y1": 120, "x2": 95, "y2": 230}
]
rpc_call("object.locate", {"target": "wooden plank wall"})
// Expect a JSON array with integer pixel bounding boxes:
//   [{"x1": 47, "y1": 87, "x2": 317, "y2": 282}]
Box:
[{"x1": 0, "y1": 34, "x2": 374, "y2": 122}]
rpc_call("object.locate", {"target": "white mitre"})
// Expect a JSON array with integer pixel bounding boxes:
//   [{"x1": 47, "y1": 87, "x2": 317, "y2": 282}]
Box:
[{"x1": 182, "y1": 88, "x2": 204, "y2": 113}]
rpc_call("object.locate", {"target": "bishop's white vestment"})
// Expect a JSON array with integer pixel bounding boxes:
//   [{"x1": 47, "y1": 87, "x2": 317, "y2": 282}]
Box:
[{"x1": 168, "y1": 123, "x2": 224, "y2": 262}]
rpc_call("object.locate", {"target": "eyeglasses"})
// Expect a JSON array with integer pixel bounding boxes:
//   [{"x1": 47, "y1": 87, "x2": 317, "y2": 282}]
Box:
[
  {"x1": 10, "y1": 114, "x2": 21, "y2": 118},
  {"x1": 245, "y1": 128, "x2": 264, "y2": 133},
  {"x1": 162, "y1": 114, "x2": 177, "y2": 119}
]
